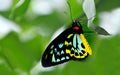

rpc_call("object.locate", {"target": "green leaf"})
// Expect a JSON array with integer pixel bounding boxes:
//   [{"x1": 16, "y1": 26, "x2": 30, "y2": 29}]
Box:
[
  {"x1": 0, "y1": 32, "x2": 32, "y2": 72},
  {"x1": 10, "y1": 0, "x2": 30, "y2": 21}
]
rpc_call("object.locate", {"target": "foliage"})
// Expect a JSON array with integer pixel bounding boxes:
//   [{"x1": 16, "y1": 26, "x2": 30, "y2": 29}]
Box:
[{"x1": 0, "y1": 0, "x2": 120, "y2": 75}]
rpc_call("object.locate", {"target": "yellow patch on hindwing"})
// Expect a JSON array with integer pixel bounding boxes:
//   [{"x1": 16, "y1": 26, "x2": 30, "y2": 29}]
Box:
[
  {"x1": 80, "y1": 34, "x2": 92, "y2": 55},
  {"x1": 65, "y1": 33, "x2": 92, "y2": 59}
]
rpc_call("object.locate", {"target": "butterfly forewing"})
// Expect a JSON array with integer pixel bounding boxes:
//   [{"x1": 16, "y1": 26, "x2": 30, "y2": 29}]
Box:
[
  {"x1": 42, "y1": 28, "x2": 72, "y2": 67},
  {"x1": 42, "y1": 21, "x2": 92, "y2": 67}
]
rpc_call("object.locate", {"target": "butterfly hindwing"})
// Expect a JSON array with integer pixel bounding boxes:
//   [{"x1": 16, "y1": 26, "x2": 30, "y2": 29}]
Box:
[
  {"x1": 65, "y1": 33, "x2": 92, "y2": 60},
  {"x1": 42, "y1": 21, "x2": 92, "y2": 67}
]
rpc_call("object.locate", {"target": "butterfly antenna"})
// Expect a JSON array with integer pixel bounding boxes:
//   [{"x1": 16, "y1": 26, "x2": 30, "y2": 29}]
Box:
[{"x1": 67, "y1": 1, "x2": 74, "y2": 22}]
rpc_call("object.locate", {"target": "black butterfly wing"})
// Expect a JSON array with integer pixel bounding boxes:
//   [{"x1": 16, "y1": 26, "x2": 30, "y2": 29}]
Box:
[
  {"x1": 42, "y1": 28, "x2": 73, "y2": 67},
  {"x1": 41, "y1": 21, "x2": 92, "y2": 67}
]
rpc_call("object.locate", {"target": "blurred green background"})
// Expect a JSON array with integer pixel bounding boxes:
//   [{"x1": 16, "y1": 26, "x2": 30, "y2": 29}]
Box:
[{"x1": 0, "y1": 0, "x2": 120, "y2": 75}]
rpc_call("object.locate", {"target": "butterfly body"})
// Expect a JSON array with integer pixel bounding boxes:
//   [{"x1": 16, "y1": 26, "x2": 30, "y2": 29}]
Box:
[{"x1": 42, "y1": 21, "x2": 92, "y2": 67}]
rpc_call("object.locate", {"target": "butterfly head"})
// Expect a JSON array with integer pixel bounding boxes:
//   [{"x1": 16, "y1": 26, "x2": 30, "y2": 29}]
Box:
[{"x1": 72, "y1": 21, "x2": 83, "y2": 33}]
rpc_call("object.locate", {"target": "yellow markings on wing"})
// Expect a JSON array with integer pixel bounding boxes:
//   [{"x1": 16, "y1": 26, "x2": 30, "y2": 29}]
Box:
[
  {"x1": 66, "y1": 49, "x2": 74, "y2": 56},
  {"x1": 65, "y1": 41, "x2": 72, "y2": 46},
  {"x1": 65, "y1": 34, "x2": 73, "y2": 46},
  {"x1": 65, "y1": 49, "x2": 88, "y2": 59},
  {"x1": 74, "y1": 52, "x2": 87, "y2": 58},
  {"x1": 65, "y1": 41, "x2": 69, "y2": 46},
  {"x1": 80, "y1": 34, "x2": 92, "y2": 55},
  {"x1": 66, "y1": 49, "x2": 71, "y2": 54},
  {"x1": 67, "y1": 34, "x2": 73, "y2": 38}
]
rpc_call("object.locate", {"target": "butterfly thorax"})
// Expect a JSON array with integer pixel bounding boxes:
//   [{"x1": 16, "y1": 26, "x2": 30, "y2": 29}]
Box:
[{"x1": 72, "y1": 22, "x2": 83, "y2": 34}]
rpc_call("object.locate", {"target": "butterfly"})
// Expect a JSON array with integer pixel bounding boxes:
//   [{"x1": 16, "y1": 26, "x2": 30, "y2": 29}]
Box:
[{"x1": 41, "y1": 21, "x2": 92, "y2": 67}]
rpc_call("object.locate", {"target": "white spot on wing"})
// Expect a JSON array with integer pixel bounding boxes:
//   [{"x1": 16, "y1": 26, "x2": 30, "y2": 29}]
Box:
[
  {"x1": 61, "y1": 57, "x2": 65, "y2": 61},
  {"x1": 73, "y1": 34, "x2": 77, "y2": 48},
  {"x1": 52, "y1": 54, "x2": 56, "y2": 62},
  {"x1": 76, "y1": 34, "x2": 83, "y2": 53}
]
